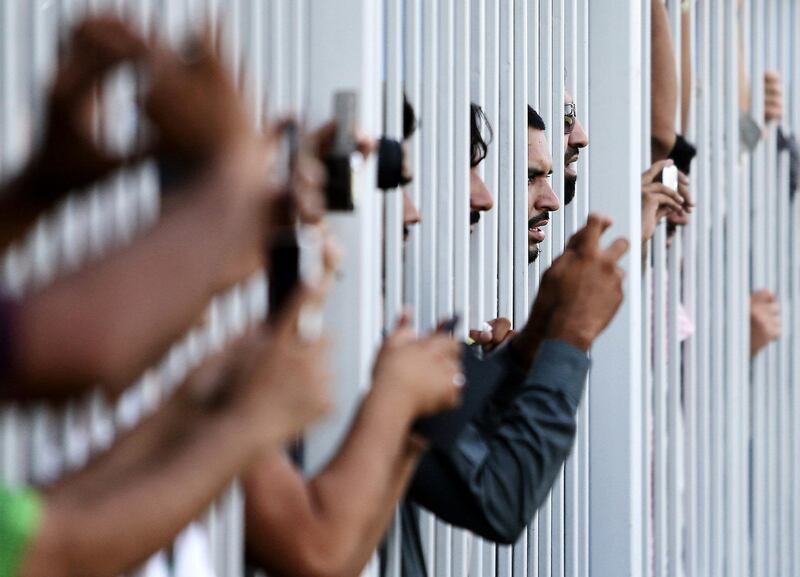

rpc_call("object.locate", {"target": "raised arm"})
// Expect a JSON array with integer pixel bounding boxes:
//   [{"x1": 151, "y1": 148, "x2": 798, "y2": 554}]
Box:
[
  {"x1": 0, "y1": 17, "x2": 149, "y2": 251},
  {"x1": 7, "y1": 145, "x2": 274, "y2": 400},
  {"x1": 410, "y1": 215, "x2": 627, "y2": 543},
  {"x1": 16, "y1": 288, "x2": 331, "y2": 577},
  {"x1": 3, "y1": 34, "x2": 298, "y2": 401},
  {"x1": 681, "y1": 5, "x2": 692, "y2": 134},
  {"x1": 651, "y1": 0, "x2": 679, "y2": 161},
  {"x1": 244, "y1": 316, "x2": 462, "y2": 577}
]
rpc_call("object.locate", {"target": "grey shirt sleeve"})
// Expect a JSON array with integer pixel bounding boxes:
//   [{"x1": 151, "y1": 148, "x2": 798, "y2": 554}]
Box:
[{"x1": 408, "y1": 339, "x2": 589, "y2": 544}]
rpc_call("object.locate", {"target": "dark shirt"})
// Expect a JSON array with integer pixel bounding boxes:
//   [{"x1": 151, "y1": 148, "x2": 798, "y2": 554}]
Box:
[{"x1": 395, "y1": 339, "x2": 590, "y2": 577}]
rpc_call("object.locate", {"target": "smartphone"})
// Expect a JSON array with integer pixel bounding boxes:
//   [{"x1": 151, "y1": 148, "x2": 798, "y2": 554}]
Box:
[
  {"x1": 661, "y1": 165, "x2": 679, "y2": 192},
  {"x1": 267, "y1": 124, "x2": 301, "y2": 322},
  {"x1": 325, "y1": 91, "x2": 357, "y2": 211}
]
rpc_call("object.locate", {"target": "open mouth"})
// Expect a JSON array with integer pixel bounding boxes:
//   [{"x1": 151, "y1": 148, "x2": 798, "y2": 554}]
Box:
[{"x1": 528, "y1": 218, "x2": 549, "y2": 242}]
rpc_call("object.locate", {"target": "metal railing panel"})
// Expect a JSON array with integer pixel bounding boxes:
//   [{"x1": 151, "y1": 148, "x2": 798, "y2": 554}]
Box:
[{"x1": 587, "y1": 4, "x2": 645, "y2": 577}]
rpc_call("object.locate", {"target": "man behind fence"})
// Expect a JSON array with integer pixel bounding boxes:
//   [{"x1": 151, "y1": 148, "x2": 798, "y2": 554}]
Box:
[{"x1": 391, "y1": 101, "x2": 628, "y2": 577}]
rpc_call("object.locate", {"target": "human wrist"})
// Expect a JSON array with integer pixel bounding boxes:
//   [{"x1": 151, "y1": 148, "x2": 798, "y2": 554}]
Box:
[
  {"x1": 545, "y1": 314, "x2": 594, "y2": 352},
  {"x1": 370, "y1": 376, "x2": 420, "y2": 423},
  {"x1": 508, "y1": 328, "x2": 541, "y2": 372},
  {"x1": 206, "y1": 406, "x2": 280, "y2": 464},
  {"x1": 192, "y1": 168, "x2": 270, "y2": 292}
]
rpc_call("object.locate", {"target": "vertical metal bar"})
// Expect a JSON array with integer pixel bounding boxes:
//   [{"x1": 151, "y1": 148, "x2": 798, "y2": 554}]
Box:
[
  {"x1": 537, "y1": 0, "x2": 554, "y2": 566},
  {"x1": 653, "y1": 222, "x2": 668, "y2": 577},
  {"x1": 496, "y1": 5, "x2": 514, "y2": 577},
  {"x1": 682, "y1": 0, "x2": 701, "y2": 573},
  {"x1": 0, "y1": 0, "x2": 20, "y2": 302},
  {"x1": 469, "y1": 0, "x2": 486, "y2": 332},
  {"x1": 384, "y1": 0, "x2": 403, "y2": 337},
  {"x1": 694, "y1": 0, "x2": 713, "y2": 571},
  {"x1": 664, "y1": 4, "x2": 684, "y2": 577},
  {"x1": 791, "y1": 5, "x2": 800, "y2": 575},
  {"x1": 550, "y1": 3, "x2": 566, "y2": 577},
  {"x1": 434, "y1": 1, "x2": 456, "y2": 573},
  {"x1": 527, "y1": 0, "x2": 541, "y2": 295},
  {"x1": 563, "y1": 0, "x2": 581, "y2": 575},
  {"x1": 537, "y1": 0, "x2": 553, "y2": 275},
  {"x1": 640, "y1": 0, "x2": 654, "y2": 574},
  {"x1": 267, "y1": 0, "x2": 287, "y2": 116},
  {"x1": 588, "y1": 4, "x2": 644, "y2": 577},
  {"x1": 709, "y1": 1, "x2": 726, "y2": 574},
  {"x1": 722, "y1": 0, "x2": 743, "y2": 575},
  {"x1": 512, "y1": 0, "x2": 528, "y2": 333},
  {"x1": 419, "y1": 1, "x2": 439, "y2": 570},
  {"x1": 762, "y1": 1, "x2": 779, "y2": 575},
  {"x1": 436, "y1": 0, "x2": 454, "y2": 318},
  {"x1": 382, "y1": 1, "x2": 403, "y2": 576},
  {"x1": 453, "y1": 0, "x2": 471, "y2": 336},
  {"x1": 575, "y1": 1, "x2": 590, "y2": 575},
  {"x1": 403, "y1": 0, "x2": 422, "y2": 332},
  {"x1": 450, "y1": 0, "x2": 473, "y2": 573},
  {"x1": 419, "y1": 0, "x2": 438, "y2": 333},
  {"x1": 775, "y1": 4, "x2": 791, "y2": 577},
  {"x1": 483, "y1": 0, "x2": 499, "y2": 328},
  {"x1": 496, "y1": 0, "x2": 514, "y2": 323},
  {"x1": 288, "y1": 0, "x2": 306, "y2": 114},
  {"x1": 749, "y1": 0, "x2": 767, "y2": 571}
]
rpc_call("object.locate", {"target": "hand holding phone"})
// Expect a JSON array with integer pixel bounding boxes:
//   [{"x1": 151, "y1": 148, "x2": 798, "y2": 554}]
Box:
[{"x1": 661, "y1": 164, "x2": 679, "y2": 191}]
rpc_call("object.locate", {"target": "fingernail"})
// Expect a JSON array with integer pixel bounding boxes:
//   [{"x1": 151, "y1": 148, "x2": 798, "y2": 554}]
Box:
[{"x1": 452, "y1": 373, "x2": 466, "y2": 388}]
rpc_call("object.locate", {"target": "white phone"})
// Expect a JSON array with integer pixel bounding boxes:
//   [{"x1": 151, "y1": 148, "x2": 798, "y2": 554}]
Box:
[{"x1": 662, "y1": 165, "x2": 679, "y2": 192}]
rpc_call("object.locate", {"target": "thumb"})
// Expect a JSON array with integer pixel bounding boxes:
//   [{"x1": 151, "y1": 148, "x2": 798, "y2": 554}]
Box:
[{"x1": 641, "y1": 159, "x2": 674, "y2": 184}]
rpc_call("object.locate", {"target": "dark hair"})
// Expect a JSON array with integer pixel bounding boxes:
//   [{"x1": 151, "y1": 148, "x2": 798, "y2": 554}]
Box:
[
  {"x1": 403, "y1": 94, "x2": 417, "y2": 140},
  {"x1": 470, "y1": 103, "x2": 493, "y2": 167},
  {"x1": 528, "y1": 105, "x2": 546, "y2": 131}
]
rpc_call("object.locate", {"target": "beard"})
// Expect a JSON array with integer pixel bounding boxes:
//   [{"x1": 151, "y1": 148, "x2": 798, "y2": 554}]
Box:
[
  {"x1": 528, "y1": 243, "x2": 540, "y2": 263},
  {"x1": 527, "y1": 211, "x2": 549, "y2": 264},
  {"x1": 565, "y1": 172, "x2": 577, "y2": 206}
]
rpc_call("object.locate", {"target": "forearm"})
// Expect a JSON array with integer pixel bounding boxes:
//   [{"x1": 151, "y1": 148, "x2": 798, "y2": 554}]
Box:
[
  {"x1": 681, "y1": 8, "x2": 692, "y2": 134},
  {"x1": 410, "y1": 341, "x2": 587, "y2": 543},
  {"x1": 509, "y1": 315, "x2": 549, "y2": 373},
  {"x1": 651, "y1": 0, "x2": 678, "y2": 160},
  {"x1": 28, "y1": 407, "x2": 261, "y2": 577},
  {"x1": 307, "y1": 392, "x2": 424, "y2": 577},
  {"x1": 246, "y1": 387, "x2": 424, "y2": 577},
  {"x1": 11, "y1": 174, "x2": 262, "y2": 399}
]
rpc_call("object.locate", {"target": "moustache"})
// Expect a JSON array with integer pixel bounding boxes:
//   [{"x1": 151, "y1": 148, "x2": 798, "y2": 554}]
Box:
[
  {"x1": 528, "y1": 212, "x2": 550, "y2": 228},
  {"x1": 565, "y1": 146, "x2": 580, "y2": 165},
  {"x1": 470, "y1": 210, "x2": 481, "y2": 225}
]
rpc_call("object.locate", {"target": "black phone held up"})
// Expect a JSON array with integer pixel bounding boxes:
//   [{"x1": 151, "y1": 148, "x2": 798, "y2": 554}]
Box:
[
  {"x1": 324, "y1": 91, "x2": 357, "y2": 211},
  {"x1": 267, "y1": 123, "x2": 301, "y2": 323}
]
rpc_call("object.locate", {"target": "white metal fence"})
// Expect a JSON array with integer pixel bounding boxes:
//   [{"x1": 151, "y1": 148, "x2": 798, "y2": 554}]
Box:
[{"x1": 0, "y1": 1, "x2": 798, "y2": 576}]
